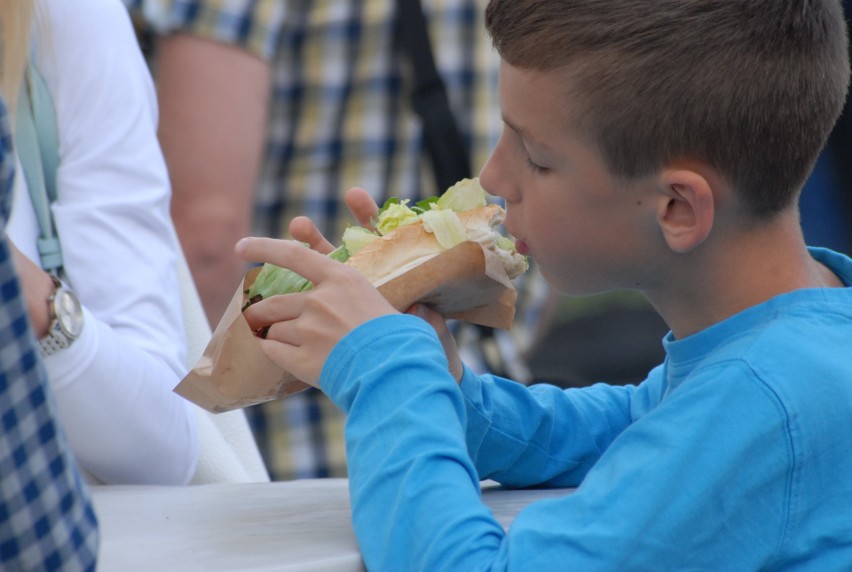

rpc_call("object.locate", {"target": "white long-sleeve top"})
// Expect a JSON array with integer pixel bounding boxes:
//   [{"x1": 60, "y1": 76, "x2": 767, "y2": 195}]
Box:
[{"x1": 8, "y1": 0, "x2": 198, "y2": 484}]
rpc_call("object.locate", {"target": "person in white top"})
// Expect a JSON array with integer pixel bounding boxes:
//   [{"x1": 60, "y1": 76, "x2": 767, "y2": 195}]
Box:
[{"x1": 5, "y1": 0, "x2": 198, "y2": 484}]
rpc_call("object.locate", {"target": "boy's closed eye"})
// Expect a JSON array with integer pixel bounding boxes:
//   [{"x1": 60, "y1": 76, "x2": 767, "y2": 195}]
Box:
[{"x1": 525, "y1": 156, "x2": 549, "y2": 174}]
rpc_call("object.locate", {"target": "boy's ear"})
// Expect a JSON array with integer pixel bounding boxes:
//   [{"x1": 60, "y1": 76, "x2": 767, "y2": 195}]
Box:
[{"x1": 655, "y1": 169, "x2": 715, "y2": 253}]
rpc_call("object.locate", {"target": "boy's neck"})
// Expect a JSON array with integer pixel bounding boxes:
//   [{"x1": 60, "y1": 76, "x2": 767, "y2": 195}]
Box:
[{"x1": 648, "y1": 209, "x2": 844, "y2": 339}]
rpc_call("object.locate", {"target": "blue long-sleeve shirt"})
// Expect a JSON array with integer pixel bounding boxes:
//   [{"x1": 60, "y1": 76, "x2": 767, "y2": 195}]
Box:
[{"x1": 321, "y1": 247, "x2": 852, "y2": 571}]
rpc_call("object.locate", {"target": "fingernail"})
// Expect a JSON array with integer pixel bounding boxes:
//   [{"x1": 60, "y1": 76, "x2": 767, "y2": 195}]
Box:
[{"x1": 235, "y1": 237, "x2": 251, "y2": 253}]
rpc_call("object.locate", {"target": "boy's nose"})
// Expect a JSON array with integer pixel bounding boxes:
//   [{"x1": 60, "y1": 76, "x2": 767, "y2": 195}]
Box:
[{"x1": 480, "y1": 156, "x2": 519, "y2": 205}]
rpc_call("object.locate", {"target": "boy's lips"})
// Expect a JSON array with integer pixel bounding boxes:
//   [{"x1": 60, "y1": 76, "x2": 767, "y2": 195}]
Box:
[{"x1": 505, "y1": 223, "x2": 529, "y2": 255}]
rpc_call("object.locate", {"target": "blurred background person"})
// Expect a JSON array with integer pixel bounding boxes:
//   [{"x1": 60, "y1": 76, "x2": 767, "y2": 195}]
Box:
[{"x1": 7, "y1": 0, "x2": 198, "y2": 484}]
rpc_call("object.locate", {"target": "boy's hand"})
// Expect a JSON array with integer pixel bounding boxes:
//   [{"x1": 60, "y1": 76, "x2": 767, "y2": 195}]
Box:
[
  {"x1": 344, "y1": 186, "x2": 382, "y2": 230},
  {"x1": 269, "y1": 187, "x2": 464, "y2": 384},
  {"x1": 405, "y1": 304, "x2": 464, "y2": 383},
  {"x1": 236, "y1": 237, "x2": 397, "y2": 386},
  {"x1": 287, "y1": 186, "x2": 380, "y2": 254}
]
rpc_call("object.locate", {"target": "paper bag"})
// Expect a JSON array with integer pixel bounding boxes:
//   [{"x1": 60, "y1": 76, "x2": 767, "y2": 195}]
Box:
[{"x1": 175, "y1": 241, "x2": 518, "y2": 413}]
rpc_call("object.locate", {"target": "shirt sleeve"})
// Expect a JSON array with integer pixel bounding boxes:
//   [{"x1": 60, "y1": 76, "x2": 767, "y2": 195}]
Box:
[
  {"x1": 126, "y1": 0, "x2": 286, "y2": 61},
  {"x1": 321, "y1": 315, "x2": 792, "y2": 571},
  {"x1": 459, "y1": 368, "x2": 650, "y2": 487},
  {"x1": 31, "y1": 0, "x2": 198, "y2": 485}
]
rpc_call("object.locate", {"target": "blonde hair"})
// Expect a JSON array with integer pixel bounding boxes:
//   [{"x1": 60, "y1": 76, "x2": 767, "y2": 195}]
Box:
[{"x1": 0, "y1": 0, "x2": 35, "y2": 113}]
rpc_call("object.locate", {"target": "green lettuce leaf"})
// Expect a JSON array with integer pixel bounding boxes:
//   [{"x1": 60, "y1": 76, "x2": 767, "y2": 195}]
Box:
[
  {"x1": 246, "y1": 244, "x2": 350, "y2": 303},
  {"x1": 375, "y1": 201, "x2": 419, "y2": 235},
  {"x1": 341, "y1": 225, "x2": 379, "y2": 256},
  {"x1": 419, "y1": 209, "x2": 466, "y2": 250},
  {"x1": 434, "y1": 178, "x2": 488, "y2": 212}
]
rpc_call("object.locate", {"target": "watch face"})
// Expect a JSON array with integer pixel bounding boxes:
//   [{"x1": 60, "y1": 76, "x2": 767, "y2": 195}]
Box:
[{"x1": 57, "y1": 289, "x2": 84, "y2": 338}]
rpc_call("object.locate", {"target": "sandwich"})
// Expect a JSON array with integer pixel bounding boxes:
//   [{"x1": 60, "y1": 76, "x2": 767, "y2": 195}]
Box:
[
  {"x1": 175, "y1": 178, "x2": 527, "y2": 412},
  {"x1": 244, "y1": 177, "x2": 528, "y2": 328}
]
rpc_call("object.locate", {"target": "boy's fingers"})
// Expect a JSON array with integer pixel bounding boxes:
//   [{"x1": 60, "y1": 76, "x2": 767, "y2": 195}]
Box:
[
  {"x1": 345, "y1": 187, "x2": 380, "y2": 230},
  {"x1": 242, "y1": 293, "x2": 304, "y2": 331},
  {"x1": 406, "y1": 303, "x2": 463, "y2": 382},
  {"x1": 289, "y1": 216, "x2": 336, "y2": 254},
  {"x1": 235, "y1": 237, "x2": 337, "y2": 283},
  {"x1": 256, "y1": 340, "x2": 321, "y2": 388}
]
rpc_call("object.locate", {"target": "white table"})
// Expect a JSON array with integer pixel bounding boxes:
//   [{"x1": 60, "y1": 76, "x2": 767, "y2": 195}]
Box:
[{"x1": 91, "y1": 478, "x2": 571, "y2": 571}]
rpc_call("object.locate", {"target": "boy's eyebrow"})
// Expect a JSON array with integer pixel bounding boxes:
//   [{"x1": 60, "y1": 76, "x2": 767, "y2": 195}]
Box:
[{"x1": 502, "y1": 114, "x2": 553, "y2": 152}]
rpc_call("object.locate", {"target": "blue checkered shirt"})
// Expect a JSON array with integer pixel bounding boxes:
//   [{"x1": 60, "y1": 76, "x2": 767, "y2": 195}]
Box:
[
  {"x1": 0, "y1": 98, "x2": 99, "y2": 571},
  {"x1": 126, "y1": 0, "x2": 548, "y2": 480}
]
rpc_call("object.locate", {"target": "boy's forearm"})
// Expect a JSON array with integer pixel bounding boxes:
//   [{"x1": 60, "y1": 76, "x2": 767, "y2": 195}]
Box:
[{"x1": 320, "y1": 315, "x2": 505, "y2": 570}]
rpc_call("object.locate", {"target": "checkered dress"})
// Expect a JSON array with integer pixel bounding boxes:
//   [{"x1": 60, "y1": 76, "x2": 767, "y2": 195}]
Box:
[{"x1": 0, "y1": 99, "x2": 99, "y2": 571}]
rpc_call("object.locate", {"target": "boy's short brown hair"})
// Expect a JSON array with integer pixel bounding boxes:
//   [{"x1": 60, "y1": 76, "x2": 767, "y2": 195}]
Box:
[{"x1": 485, "y1": 0, "x2": 850, "y2": 217}]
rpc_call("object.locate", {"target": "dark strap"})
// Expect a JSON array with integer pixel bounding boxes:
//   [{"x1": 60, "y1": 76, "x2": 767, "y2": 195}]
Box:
[
  {"x1": 395, "y1": 0, "x2": 472, "y2": 192},
  {"x1": 394, "y1": 1, "x2": 523, "y2": 378}
]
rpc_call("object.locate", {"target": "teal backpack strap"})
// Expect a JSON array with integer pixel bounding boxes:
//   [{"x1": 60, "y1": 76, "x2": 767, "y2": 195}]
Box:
[{"x1": 15, "y1": 61, "x2": 62, "y2": 274}]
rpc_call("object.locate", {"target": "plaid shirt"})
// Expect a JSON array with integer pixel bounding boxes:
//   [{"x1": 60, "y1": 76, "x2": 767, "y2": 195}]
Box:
[
  {"x1": 127, "y1": 0, "x2": 547, "y2": 480},
  {"x1": 0, "y1": 100, "x2": 99, "y2": 571},
  {"x1": 128, "y1": 0, "x2": 502, "y2": 238}
]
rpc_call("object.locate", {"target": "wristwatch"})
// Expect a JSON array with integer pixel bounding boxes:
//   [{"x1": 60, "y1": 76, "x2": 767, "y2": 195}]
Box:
[{"x1": 39, "y1": 274, "x2": 84, "y2": 356}]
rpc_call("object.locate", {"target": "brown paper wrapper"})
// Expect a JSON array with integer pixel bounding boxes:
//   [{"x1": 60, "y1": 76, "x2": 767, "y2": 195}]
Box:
[{"x1": 175, "y1": 241, "x2": 518, "y2": 413}]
